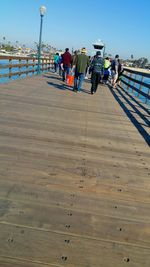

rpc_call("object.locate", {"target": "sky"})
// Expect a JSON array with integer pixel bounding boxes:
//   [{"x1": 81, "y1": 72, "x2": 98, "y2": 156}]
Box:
[{"x1": 0, "y1": 0, "x2": 150, "y2": 60}]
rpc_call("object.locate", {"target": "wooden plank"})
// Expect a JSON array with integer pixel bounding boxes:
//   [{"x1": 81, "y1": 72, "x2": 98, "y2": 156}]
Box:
[
  {"x1": 0, "y1": 198, "x2": 150, "y2": 248},
  {"x1": 0, "y1": 257, "x2": 49, "y2": 267},
  {"x1": 0, "y1": 224, "x2": 150, "y2": 267},
  {"x1": 0, "y1": 63, "x2": 37, "y2": 69},
  {"x1": 0, "y1": 158, "x2": 149, "y2": 191},
  {"x1": 0, "y1": 73, "x2": 150, "y2": 266},
  {"x1": 0, "y1": 134, "x2": 149, "y2": 176},
  {"x1": 0, "y1": 180, "x2": 150, "y2": 223},
  {"x1": 0, "y1": 153, "x2": 150, "y2": 203}
]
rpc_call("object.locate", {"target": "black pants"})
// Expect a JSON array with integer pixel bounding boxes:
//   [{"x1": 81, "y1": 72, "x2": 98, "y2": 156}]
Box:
[{"x1": 91, "y1": 72, "x2": 101, "y2": 93}]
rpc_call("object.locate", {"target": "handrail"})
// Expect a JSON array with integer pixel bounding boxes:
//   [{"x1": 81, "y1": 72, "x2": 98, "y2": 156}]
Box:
[
  {"x1": 120, "y1": 67, "x2": 150, "y2": 104},
  {"x1": 123, "y1": 67, "x2": 150, "y2": 78},
  {"x1": 0, "y1": 63, "x2": 37, "y2": 69},
  {"x1": 0, "y1": 69, "x2": 35, "y2": 78},
  {"x1": 0, "y1": 55, "x2": 54, "y2": 81},
  {"x1": 0, "y1": 55, "x2": 37, "y2": 60}
]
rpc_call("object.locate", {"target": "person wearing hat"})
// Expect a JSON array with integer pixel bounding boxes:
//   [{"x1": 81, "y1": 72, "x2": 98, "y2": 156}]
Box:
[
  {"x1": 90, "y1": 51, "x2": 104, "y2": 94},
  {"x1": 72, "y1": 47, "x2": 90, "y2": 92}
]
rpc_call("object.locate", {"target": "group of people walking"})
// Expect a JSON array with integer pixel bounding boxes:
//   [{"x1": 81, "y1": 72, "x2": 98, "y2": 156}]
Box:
[{"x1": 53, "y1": 48, "x2": 123, "y2": 94}]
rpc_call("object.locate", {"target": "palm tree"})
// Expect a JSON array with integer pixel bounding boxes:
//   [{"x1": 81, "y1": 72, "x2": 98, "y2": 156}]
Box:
[
  {"x1": 22, "y1": 44, "x2": 26, "y2": 53},
  {"x1": 3, "y1": 36, "x2": 6, "y2": 47},
  {"x1": 131, "y1": 54, "x2": 134, "y2": 60},
  {"x1": 34, "y1": 42, "x2": 38, "y2": 50}
]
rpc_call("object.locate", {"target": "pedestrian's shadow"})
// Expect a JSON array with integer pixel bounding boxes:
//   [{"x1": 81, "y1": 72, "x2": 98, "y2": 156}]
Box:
[
  {"x1": 81, "y1": 88, "x2": 91, "y2": 94},
  {"x1": 43, "y1": 74, "x2": 60, "y2": 80},
  {"x1": 84, "y1": 79, "x2": 91, "y2": 84},
  {"x1": 47, "y1": 81, "x2": 73, "y2": 91}
]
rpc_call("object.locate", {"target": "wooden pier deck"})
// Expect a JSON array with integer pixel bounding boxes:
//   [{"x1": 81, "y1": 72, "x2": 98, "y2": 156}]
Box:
[{"x1": 0, "y1": 73, "x2": 150, "y2": 267}]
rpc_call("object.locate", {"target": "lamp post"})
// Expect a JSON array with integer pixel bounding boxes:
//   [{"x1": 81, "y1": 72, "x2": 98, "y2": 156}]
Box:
[{"x1": 37, "y1": 6, "x2": 46, "y2": 75}]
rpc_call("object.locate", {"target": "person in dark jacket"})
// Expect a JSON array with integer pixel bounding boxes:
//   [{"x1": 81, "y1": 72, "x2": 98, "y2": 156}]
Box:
[
  {"x1": 61, "y1": 48, "x2": 72, "y2": 82},
  {"x1": 110, "y1": 54, "x2": 119, "y2": 88},
  {"x1": 115, "y1": 59, "x2": 124, "y2": 86},
  {"x1": 90, "y1": 51, "x2": 104, "y2": 94}
]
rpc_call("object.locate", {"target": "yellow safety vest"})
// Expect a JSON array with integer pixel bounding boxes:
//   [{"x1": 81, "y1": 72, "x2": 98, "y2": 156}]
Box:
[{"x1": 104, "y1": 60, "x2": 111, "y2": 69}]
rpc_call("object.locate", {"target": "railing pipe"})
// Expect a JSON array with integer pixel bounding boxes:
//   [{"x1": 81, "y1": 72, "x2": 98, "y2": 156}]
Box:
[
  {"x1": 0, "y1": 55, "x2": 54, "y2": 81},
  {"x1": 120, "y1": 67, "x2": 150, "y2": 105}
]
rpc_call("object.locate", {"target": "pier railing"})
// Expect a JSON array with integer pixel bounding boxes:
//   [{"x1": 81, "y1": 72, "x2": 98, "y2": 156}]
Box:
[
  {"x1": 0, "y1": 55, "x2": 54, "y2": 81},
  {"x1": 120, "y1": 67, "x2": 150, "y2": 105}
]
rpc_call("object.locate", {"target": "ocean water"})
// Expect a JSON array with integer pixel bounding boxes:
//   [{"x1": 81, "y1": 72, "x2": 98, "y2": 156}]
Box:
[
  {"x1": 121, "y1": 73, "x2": 150, "y2": 106},
  {"x1": 0, "y1": 59, "x2": 52, "y2": 84}
]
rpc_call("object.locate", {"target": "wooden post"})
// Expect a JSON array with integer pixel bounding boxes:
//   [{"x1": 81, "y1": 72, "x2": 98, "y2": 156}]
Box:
[
  {"x1": 19, "y1": 58, "x2": 21, "y2": 76},
  {"x1": 45, "y1": 59, "x2": 47, "y2": 70},
  {"x1": 138, "y1": 75, "x2": 144, "y2": 98},
  {"x1": 145, "y1": 88, "x2": 149, "y2": 104},
  {"x1": 32, "y1": 58, "x2": 34, "y2": 74},
  {"x1": 126, "y1": 72, "x2": 132, "y2": 91},
  {"x1": 9, "y1": 58, "x2": 12, "y2": 79},
  {"x1": 132, "y1": 74, "x2": 137, "y2": 93},
  {"x1": 26, "y1": 59, "x2": 29, "y2": 76},
  {"x1": 41, "y1": 59, "x2": 43, "y2": 72},
  {"x1": 48, "y1": 58, "x2": 50, "y2": 71}
]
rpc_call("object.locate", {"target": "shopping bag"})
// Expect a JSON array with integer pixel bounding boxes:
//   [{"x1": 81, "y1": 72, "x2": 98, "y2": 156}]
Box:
[{"x1": 66, "y1": 74, "x2": 74, "y2": 86}]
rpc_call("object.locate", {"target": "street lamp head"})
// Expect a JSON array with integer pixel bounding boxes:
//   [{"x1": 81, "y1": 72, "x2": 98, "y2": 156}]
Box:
[{"x1": 40, "y1": 6, "x2": 46, "y2": 16}]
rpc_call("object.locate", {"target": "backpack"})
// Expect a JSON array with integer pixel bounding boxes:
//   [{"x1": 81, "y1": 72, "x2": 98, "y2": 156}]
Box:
[{"x1": 111, "y1": 60, "x2": 116, "y2": 70}]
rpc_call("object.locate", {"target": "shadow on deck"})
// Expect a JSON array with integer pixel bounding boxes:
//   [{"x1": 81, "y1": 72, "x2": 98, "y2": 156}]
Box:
[{"x1": 108, "y1": 84, "x2": 150, "y2": 146}]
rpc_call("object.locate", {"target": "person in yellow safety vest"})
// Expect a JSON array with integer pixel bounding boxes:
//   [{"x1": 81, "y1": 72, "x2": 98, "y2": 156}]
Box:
[
  {"x1": 104, "y1": 57, "x2": 111, "y2": 68},
  {"x1": 103, "y1": 57, "x2": 111, "y2": 84}
]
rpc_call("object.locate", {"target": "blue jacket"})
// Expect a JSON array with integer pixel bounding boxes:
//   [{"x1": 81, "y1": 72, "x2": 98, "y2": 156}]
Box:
[{"x1": 90, "y1": 56, "x2": 104, "y2": 73}]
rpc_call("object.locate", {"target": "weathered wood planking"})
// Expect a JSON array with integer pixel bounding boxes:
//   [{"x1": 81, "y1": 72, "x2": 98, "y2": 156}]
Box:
[
  {"x1": 0, "y1": 73, "x2": 150, "y2": 267},
  {"x1": 0, "y1": 223, "x2": 150, "y2": 267},
  {"x1": 0, "y1": 198, "x2": 150, "y2": 247}
]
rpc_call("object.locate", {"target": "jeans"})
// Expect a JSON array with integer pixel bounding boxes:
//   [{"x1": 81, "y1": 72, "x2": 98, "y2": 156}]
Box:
[
  {"x1": 74, "y1": 72, "x2": 85, "y2": 92},
  {"x1": 62, "y1": 66, "x2": 70, "y2": 81},
  {"x1": 54, "y1": 63, "x2": 58, "y2": 73},
  {"x1": 59, "y1": 65, "x2": 62, "y2": 76},
  {"x1": 103, "y1": 69, "x2": 109, "y2": 83}
]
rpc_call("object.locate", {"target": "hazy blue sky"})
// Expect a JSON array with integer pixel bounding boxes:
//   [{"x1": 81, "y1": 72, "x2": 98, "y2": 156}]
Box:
[{"x1": 0, "y1": 0, "x2": 149, "y2": 60}]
